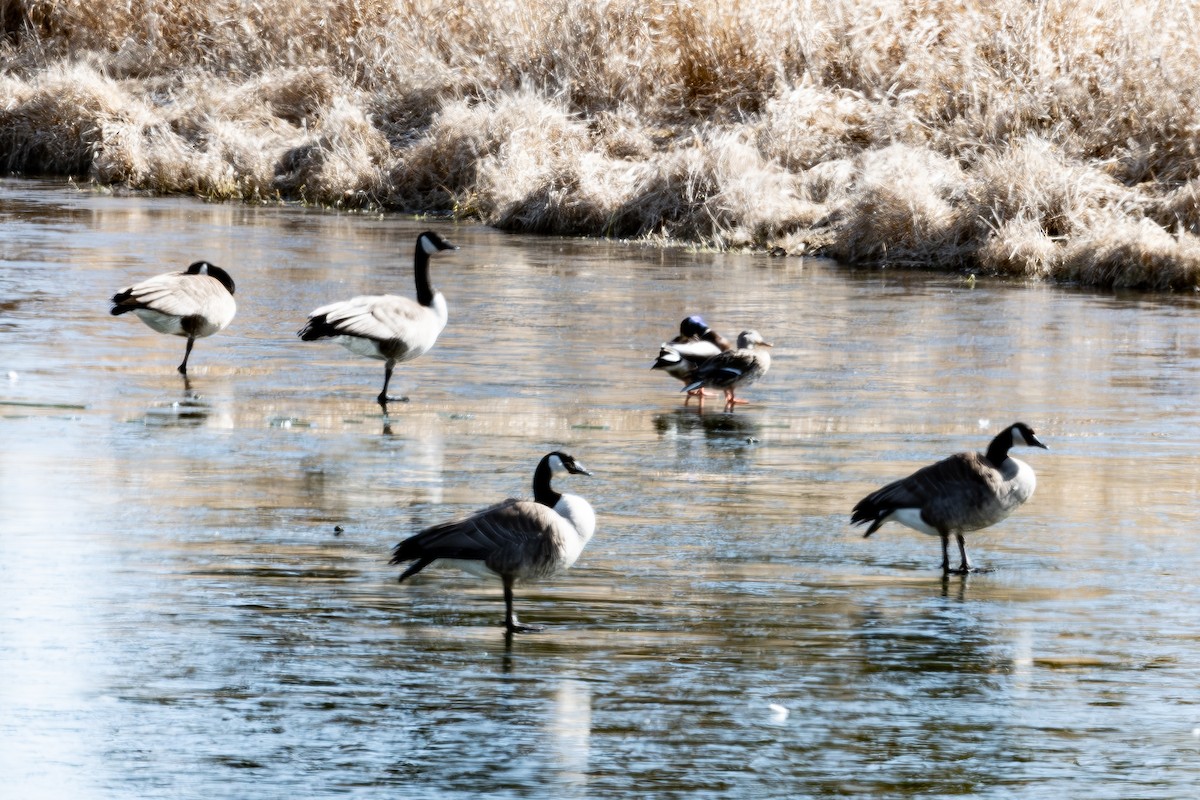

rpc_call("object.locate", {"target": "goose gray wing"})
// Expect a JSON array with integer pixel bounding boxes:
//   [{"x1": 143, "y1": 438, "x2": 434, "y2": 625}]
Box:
[
  {"x1": 307, "y1": 294, "x2": 426, "y2": 341},
  {"x1": 853, "y1": 453, "x2": 1004, "y2": 533},
  {"x1": 114, "y1": 272, "x2": 229, "y2": 317},
  {"x1": 391, "y1": 499, "x2": 574, "y2": 578}
]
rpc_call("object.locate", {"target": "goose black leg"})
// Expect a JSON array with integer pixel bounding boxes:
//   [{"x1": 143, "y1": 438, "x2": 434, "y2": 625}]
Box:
[
  {"x1": 178, "y1": 336, "x2": 196, "y2": 376},
  {"x1": 939, "y1": 532, "x2": 951, "y2": 574},
  {"x1": 954, "y1": 533, "x2": 972, "y2": 574},
  {"x1": 953, "y1": 533, "x2": 992, "y2": 574},
  {"x1": 504, "y1": 575, "x2": 543, "y2": 633},
  {"x1": 378, "y1": 360, "x2": 409, "y2": 406},
  {"x1": 377, "y1": 361, "x2": 394, "y2": 407}
]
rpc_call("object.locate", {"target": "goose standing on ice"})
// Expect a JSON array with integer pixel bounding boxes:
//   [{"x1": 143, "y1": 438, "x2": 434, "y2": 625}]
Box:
[
  {"x1": 390, "y1": 451, "x2": 596, "y2": 633},
  {"x1": 851, "y1": 422, "x2": 1048, "y2": 574},
  {"x1": 682, "y1": 329, "x2": 773, "y2": 411},
  {"x1": 110, "y1": 261, "x2": 237, "y2": 376},
  {"x1": 651, "y1": 315, "x2": 733, "y2": 403},
  {"x1": 298, "y1": 230, "x2": 457, "y2": 408}
]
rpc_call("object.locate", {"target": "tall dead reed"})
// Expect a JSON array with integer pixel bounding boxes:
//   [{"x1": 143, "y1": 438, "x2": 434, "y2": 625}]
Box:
[{"x1": 2, "y1": 0, "x2": 1200, "y2": 288}]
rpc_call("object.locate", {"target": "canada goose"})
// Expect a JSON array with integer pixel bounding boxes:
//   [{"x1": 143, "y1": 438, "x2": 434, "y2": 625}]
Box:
[
  {"x1": 110, "y1": 261, "x2": 237, "y2": 376},
  {"x1": 651, "y1": 315, "x2": 734, "y2": 403},
  {"x1": 850, "y1": 422, "x2": 1048, "y2": 574},
  {"x1": 390, "y1": 451, "x2": 596, "y2": 633},
  {"x1": 298, "y1": 230, "x2": 457, "y2": 407},
  {"x1": 682, "y1": 329, "x2": 773, "y2": 410}
]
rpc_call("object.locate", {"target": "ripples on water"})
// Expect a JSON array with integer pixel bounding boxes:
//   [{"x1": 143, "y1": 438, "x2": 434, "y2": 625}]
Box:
[{"x1": 1, "y1": 179, "x2": 1199, "y2": 798}]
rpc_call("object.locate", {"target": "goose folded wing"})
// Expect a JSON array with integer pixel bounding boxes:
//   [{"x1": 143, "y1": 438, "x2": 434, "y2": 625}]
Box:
[
  {"x1": 866, "y1": 454, "x2": 1002, "y2": 525},
  {"x1": 312, "y1": 296, "x2": 421, "y2": 340},
  {"x1": 116, "y1": 274, "x2": 201, "y2": 315},
  {"x1": 392, "y1": 500, "x2": 568, "y2": 568}
]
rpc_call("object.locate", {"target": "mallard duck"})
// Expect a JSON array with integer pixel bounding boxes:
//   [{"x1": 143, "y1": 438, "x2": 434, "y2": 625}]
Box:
[
  {"x1": 851, "y1": 422, "x2": 1048, "y2": 574},
  {"x1": 651, "y1": 315, "x2": 733, "y2": 403},
  {"x1": 390, "y1": 451, "x2": 596, "y2": 633},
  {"x1": 110, "y1": 261, "x2": 237, "y2": 376},
  {"x1": 682, "y1": 329, "x2": 773, "y2": 411},
  {"x1": 298, "y1": 230, "x2": 457, "y2": 408}
]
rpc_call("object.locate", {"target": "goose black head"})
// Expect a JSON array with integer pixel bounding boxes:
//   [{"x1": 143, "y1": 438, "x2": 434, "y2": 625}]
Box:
[
  {"x1": 1010, "y1": 422, "x2": 1048, "y2": 450},
  {"x1": 985, "y1": 422, "x2": 1048, "y2": 466},
  {"x1": 186, "y1": 261, "x2": 236, "y2": 295},
  {"x1": 547, "y1": 451, "x2": 592, "y2": 477},
  {"x1": 417, "y1": 230, "x2": 458, "y2": 255}
]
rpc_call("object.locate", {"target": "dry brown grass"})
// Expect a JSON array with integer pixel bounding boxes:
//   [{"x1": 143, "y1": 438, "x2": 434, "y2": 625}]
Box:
[{"x1": 3, "y1": 0, "x2": 1200, "y2": 287}]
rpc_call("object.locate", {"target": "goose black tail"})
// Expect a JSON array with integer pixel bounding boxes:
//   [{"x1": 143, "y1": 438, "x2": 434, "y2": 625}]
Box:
[
  {"x1": 850, "y1": 498, "x2": 888, "y2": 537},
  {"x1": 110, "y1": 290, "x2": 139, "y2": 315},
  {"x1": 393, "y1": 556, "x2": 435, "y2": 582},
  {"x1": 297, "y1": 314, "x2": 335, "y2": 341}
]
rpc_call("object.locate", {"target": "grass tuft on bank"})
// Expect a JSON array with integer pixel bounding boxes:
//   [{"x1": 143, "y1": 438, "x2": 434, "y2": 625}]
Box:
[{"x1": 3, "y1": 0, "x2": 1200, "y2": 288}]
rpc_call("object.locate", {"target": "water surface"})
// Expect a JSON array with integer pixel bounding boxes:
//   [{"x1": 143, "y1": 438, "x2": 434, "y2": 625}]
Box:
[{"x1": 1, "y1": 179, "x2": 1199, "y2": 798}]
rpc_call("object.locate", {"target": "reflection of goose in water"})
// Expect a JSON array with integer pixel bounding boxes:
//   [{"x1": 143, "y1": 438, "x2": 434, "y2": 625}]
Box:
[
  {"x1": 851, "y1": 592, "x2": 1003, "y2": 687},
  {"x1": 298, "y1": 230, "x2": 457, "y2": 409},
  {"x1": 390, "y1": 452, "x2": 595, "y2": 633},
  {"x1": 650, "y1": 315, "x2": 733, "y2": 403},
  {"x1": 851, "y1": 422, "x2": 1048, "y2": 574},
  {"x1": 140, "y1": 390, "x2": 212, "y2": 428},
  {"x1": 110, "y1": 261, "x2": 237, "y2": 376}
]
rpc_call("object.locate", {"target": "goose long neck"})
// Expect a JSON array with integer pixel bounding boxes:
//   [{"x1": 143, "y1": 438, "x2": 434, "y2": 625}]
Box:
[
  {"x1": 532, "y1": 458, "x2": 562, "y2": 508},
  {"x1": 985, "y1": 431, "x2": 1013, "y2": 467},
  {"x1": 414, "y1": 243, "x2": 435, "y2": 306}
]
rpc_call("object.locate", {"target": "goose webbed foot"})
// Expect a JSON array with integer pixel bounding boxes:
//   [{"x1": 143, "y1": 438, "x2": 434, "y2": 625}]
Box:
[
  {"x1": 945, "y1": 535, "x2": 988, "y2": 575},
  {"x1": 944, "y1": 563, "x2": 992, "y2": 575},
  {"x1": 377, "y1": 393, "x2": 410, "y2": 408},
  {"x1": 503, "y1": 581, "x2": 543, "y2": 633}
]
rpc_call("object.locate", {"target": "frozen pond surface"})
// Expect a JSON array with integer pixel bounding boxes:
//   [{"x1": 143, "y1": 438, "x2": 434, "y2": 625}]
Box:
[{"x1": 1, "y1": 179, "x2": 1199, "y2": 797}]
